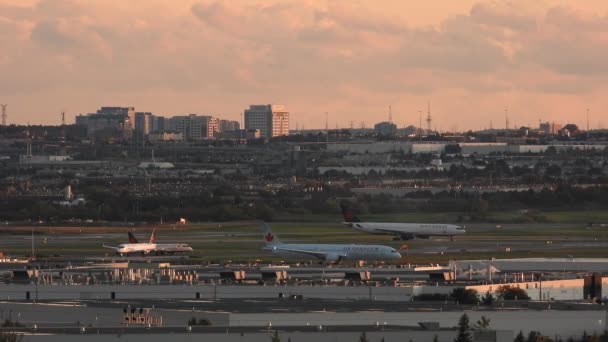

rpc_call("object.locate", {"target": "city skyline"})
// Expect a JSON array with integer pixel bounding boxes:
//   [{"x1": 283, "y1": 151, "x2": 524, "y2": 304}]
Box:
[{"x1": 2, "y1": 0, "x2": 608, "y2": 130}]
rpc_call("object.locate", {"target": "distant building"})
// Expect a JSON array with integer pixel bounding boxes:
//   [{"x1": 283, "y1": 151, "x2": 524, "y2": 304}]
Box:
[
  {"x1": 374, "y1": 121, "x2": 397, "y2": 136},
  {"x1": 167, "y1": 114, "x2": 211, "y2": 141},
  {"x1": 540, "y1": 122, "x2": 562, "y2": 135},
  {"x1": 219, "y1": 119, "x2": 240, "y2": 132},
  {"x1": 246, "y1": 129, "x2": 261, "y2": 139},
  {"x1": 75, "y1": 106, "x2": 135, "y2": 140},
  {"x1": 148, "y1": 131, "x2": 184, "y2": 142},
  {"x1": 561, "y1": 124, "x2": 580, "y2": 137},
  {"x1": 244, "y1": 104, "x2": 289, "y2": 139},
  {"x1": 96, "y1": 107, "x2": 135, "y2": 131},
  {"x1": 207, "y1": 117, "x2": 220, "y2": 138},
  {"x1": 134, "y1": 112, "x2": 152, "y2": 135},
  {"x1": 218, "y1": 129, "x2": 245, "y2": 140},
  {"x1": 151, "y1": 116, "x2": 165, "y2": 132}
]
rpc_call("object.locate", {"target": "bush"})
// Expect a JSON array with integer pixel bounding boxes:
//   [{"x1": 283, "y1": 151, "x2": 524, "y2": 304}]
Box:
[
  {"x1": 187, "y1": 317, "x2": 212, "y2": 326},
  {"x1": 450, "y1": 288, "x2": 479, "y2": 304},
  {"x1": 0, "y1": 331, "x2": 22, "y2": 342},
  {"x1": 496, "y1": 285, "x2": 530, "y2": 300},
  {"x1": 481, "y1": 291, "x2": 494, "y2": 305}
]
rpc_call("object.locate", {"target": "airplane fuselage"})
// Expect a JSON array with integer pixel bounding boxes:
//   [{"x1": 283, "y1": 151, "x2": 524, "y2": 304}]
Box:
[
  {"x1": 112, "y1": 243, "x2": 193, "y2": 255},
  {"x1": 264, "y1": 243, "x2": 402, "y2": 261},
  {"x1": 345, "y1": 222, "x2": 465, "y2": 239}
]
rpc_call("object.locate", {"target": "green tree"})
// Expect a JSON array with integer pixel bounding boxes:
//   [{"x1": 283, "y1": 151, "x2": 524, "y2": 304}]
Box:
[
  {"x1": 527, "y1": 331, "x2": 541, "y2": 342},
  {"x1": 451, "y1": 288, "x2": 479, "y2": 304},
  {"x1": 481, "y1": 292, "x2": 494, "y2": 305},
  {"x1": 434, "y1": 335, "x2": 439, "y2": 342},
  {"x1": 514, "y1": 331, "x2": 525, "y2": 342},
  {"x1": 474, "y1": 316, "x2": 491, "y2": 330},
  {"x1": 271, "y1": 330, "x2": 280, "y2": 342},
  {"x1": 454, "y1": 313, "x2": 472, "y2": 342},
  {"x1": 496, "y1": 286, "x2": 530, "y2": 300},
  {"x1": 359, "y1": 332, "x2": 369, "y2": 342}
]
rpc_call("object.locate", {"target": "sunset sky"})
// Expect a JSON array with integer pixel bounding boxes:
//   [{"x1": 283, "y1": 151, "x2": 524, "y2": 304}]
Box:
[{"x1": 1, "y1": 0, "x2": 608, "y2": 131}]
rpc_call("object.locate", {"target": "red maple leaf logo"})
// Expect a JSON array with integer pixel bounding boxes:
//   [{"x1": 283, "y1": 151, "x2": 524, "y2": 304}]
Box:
[{"x1": 265, "y1": 233, "x2": 274, "y2": 242}]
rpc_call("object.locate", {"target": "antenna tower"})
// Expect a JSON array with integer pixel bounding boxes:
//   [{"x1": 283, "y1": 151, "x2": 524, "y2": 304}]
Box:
[
  {"x1": 388, "y1": 105, "x2": 393, "y2": 124},
  {"x1": 504, "y1": 109, "x2": 509, "y2": 131},
  {"x1": 426, "y1": 101, "x2": 432, "y2": 134},
  {"x1": 587, "y1": 109, "x2": 590, "y2": 131},
  {"x1": 61, "y1": 112, "x2": 65, "y2": 126},
  {"x1": 1, "y1": 104, "x2": 6, "y2": 126},
  {"x1": 418, "y1": 110, "x2": 423, "y2": 139}
]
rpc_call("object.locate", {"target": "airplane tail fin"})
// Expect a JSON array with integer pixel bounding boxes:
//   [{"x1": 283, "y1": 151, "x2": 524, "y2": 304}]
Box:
[
  {"x1": 340, "y1": 202, "x2": 361, "y2": 223},
  {"x1": 128, "y1": 232, "x2": 139, "y2": 243},
  {"x1": 260, "y1": 222, "x2": 280, "y2": 246},
  {"x1": 149, "y1": 229, "x2": 156, "y2": 244}
]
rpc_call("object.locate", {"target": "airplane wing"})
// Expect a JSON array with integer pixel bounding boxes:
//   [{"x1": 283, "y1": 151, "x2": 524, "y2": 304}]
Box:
[{"x1": 102, "y1": 244, "x2": 119, "y2": 250}]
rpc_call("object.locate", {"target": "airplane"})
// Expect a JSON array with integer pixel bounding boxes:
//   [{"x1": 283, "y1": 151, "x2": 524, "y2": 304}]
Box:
[
  {"x1": 340, "y1": 203, "x2": 466, "y2": 240},
  {"x1": 103, "y1": 229, "x2": 193, "y2": 256},
  {"x1": 260, "y1": 223, "x2": 401, "y2": 262}
]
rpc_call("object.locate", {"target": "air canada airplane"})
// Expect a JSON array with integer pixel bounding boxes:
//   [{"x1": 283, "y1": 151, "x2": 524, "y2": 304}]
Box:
[
  {"x1": 340, "y1": 203, "x2": 466, "y2": 240},
  {"x1": 260, "y1": 223, "x2": 401, "y2": 262},
  {"x1": 103, "y1": 230, "x2": 193, "y2": 256}
]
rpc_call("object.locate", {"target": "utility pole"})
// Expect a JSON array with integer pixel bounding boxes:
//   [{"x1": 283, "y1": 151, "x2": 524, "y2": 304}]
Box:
[
  {"x1": 325, "y1": 112, "x2": 329, "y2": 143},
  {"x1": 418, "y1": 110, "x2": 422, "y2": 141},
  {"x1": 426, "y1": 101, "x2": 432, "y2": 134}
]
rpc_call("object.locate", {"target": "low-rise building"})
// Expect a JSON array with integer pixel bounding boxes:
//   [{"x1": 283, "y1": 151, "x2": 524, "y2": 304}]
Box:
[{"x1": 148, "y1": 131, "x2": 184, "y2": 142}]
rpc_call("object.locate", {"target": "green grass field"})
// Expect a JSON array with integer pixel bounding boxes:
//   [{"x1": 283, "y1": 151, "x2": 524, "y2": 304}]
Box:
[{"x1": 3, "y1": 209, "x2": 608, "y2": 264}]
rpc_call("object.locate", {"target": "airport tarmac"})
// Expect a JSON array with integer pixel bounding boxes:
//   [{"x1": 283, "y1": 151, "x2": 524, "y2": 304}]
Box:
[{"x1": 1, "y1": 222, "x2": 607, "y2": 263}]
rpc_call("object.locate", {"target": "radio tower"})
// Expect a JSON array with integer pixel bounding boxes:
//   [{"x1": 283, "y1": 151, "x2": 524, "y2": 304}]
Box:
[
  {"x1": 504, "y1": 108, "x2": 509, "y2": 131},
  {"x1": 388, "y1": 105, "x2": 393, "y2": 124},
  {"x1": 60, "y1": 112, "x2": 66, "y2": 139},
  {"x1": 1, "y1": 104, "x2": 6, "y2": 126},
  {"x1": 426, "y1": 101, "x2": 432, "y2": 134}
]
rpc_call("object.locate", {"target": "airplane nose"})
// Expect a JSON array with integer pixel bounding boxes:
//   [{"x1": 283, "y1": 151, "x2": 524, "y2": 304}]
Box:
[{"x1": 394, "y1": 252, "x2": 402, "y2": 259}]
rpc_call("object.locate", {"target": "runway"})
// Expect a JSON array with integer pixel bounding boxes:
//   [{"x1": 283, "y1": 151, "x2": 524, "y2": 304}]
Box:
[{"x1": 1, "y1": 222, "x2": 607, "y2": 263}]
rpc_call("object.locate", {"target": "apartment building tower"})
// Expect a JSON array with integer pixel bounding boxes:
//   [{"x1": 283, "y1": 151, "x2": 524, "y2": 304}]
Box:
[{"x1": 244, "y1": 104, "x2": 289, "y2": 139}]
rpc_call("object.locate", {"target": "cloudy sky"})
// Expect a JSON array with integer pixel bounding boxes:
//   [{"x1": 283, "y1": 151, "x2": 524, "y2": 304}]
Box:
[{"x1": 1, "y1": 0, "x2": 608, "y2": 131}]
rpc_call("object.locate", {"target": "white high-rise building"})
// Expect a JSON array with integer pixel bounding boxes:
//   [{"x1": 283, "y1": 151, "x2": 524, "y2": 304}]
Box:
[
  {"x1": 244, "y1": 104, "x2": 289, "y2": 139},
  {"x1": 207, "y1": 117, "x2": 220, "y2": 138}
]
